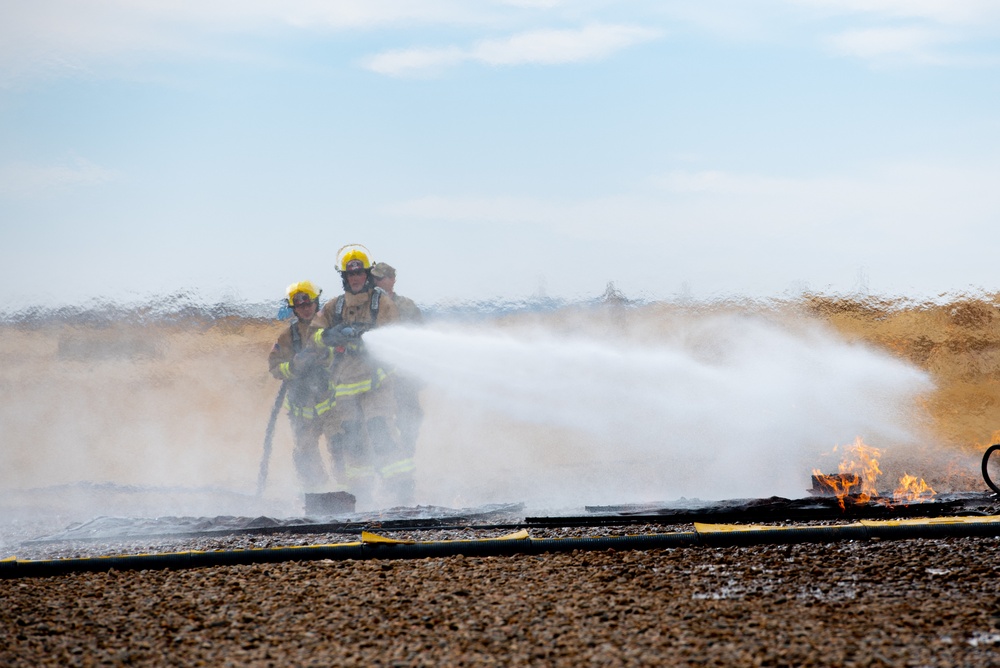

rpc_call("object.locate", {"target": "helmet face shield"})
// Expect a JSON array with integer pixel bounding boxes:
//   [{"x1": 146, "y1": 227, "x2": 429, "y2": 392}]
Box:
[
  {"x1": 286, "y1": 280, "x2": 321, "y2": 306},
  {"x1": 336, "y1": 244, "x2": 373, "y2": 273}
]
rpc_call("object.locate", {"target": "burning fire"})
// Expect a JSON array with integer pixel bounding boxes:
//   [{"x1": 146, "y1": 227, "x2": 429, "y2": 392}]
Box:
[
  {"x1": 893, "y1": 474, "x2": 936, "y2": 503},
  {"x1": 812, "y1": 436, "x2": 936, "y2": 509}
]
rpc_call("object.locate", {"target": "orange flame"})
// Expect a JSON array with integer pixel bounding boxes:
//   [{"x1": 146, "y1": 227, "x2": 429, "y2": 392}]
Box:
[
  {"x1": 837, "y1": 436, "x2": 882, "y2": 502},
  {"x1": 811, "y1": 471, "x2": 861, "y2": 496},
  {"x1": 813, "y1": 436, "x2": 936, "y2": 508},
  {"x1": 893, "y1": 474, "x2": 936, "y2": 503},
  {"x1": 811, "y1": 470, "x2": 860, "y2": 510}
]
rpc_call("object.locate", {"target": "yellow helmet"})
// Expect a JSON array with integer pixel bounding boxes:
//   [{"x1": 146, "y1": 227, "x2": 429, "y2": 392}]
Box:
[
  {"x1": 286, "y1": 280, "x2": 321, "y2": 306},
  {"x1": 336, "y1": 244, "x2": 373, "y2": 273}
]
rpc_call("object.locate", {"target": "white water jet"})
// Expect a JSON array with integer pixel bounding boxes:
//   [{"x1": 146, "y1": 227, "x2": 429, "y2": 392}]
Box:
[{"x1": 365, "y1": 313, "x2": 934, "y2": 510}]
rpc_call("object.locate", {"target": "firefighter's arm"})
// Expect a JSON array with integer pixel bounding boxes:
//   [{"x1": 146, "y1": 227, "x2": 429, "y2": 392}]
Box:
[
  {"x1": 310, "y1": 333, "x2": 336, "y2": 368},
  {"x1": 270, "y1": 344, "x2": 319, "y2": 380},
  {"x1": 268, "y1": 329, "x2": 295, "y2": 380},
  {"x1": 270, "y1": 327, "x2": 331, "y2": 380},
  {"x1": 314, "y1": 324, "x2": 366, "y2": 349}
]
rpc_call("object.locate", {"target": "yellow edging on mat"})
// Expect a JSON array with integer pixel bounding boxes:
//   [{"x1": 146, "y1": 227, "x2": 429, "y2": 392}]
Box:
[
  {"x1": 693, "y1": 522, "x2": 864, "y2": 533},
  {"x1": 361, "y1": 531, "x2": 416, "y2": 544},
  {"x1": 361, "y1": 529, "x2": 530, "y2": 545},
  {"x1": 860, "y1": 515, "x2": 1000, "y2": 528},
  {"x1": 696, "y1": 515, "x2": 1000, "y2": 534}
]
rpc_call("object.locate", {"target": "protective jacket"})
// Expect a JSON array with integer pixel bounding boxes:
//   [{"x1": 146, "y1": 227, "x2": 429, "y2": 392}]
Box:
[
  {"x1": 315, "y1": 287, "x2": 400, "y2": 396},
  {"x1": 393, "y1": 294, "x2": 423, "y2": 324},
  {"x1": 268, "y1": 318, "x2": 335, "y2": 420}
]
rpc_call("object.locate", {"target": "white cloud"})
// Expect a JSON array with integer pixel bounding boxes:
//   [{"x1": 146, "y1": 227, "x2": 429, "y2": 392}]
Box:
[
  {"x1": 364, "y1": 24, "x2": 661, "y2": 76},
  {"x1": 825, "y1": 26, "x2": 954, "y2": 64},
  {"x1": 496, "y1": 0, "x2": 564, "y2": 8},
  {"x1": 252, "y1": 0, "x2": 495, "y2": 30},
  {"x1": 656, "y1": 1, "x2": 1000, "y2": 66},
  {"x1": 471, "y1": 24, "x2": 661, "y2": 65},
  {"x1": 787, "y1": 0, "x2": 1000, "y2": 66},
  {"x1": 365, "y1": 47, "x2": 467, "y2": 77},
  {"x1": 0, "y1": 157, "x2": 118, "y2": 197},
  {"x1": 2, "y1": 0, "x2": 998, "y2": 83},
  {"x1": 0, "y1": 0, "x2": 505, "y2": 83},
  {"x1": 790, "y1": 0, "x2": 1000, "y2": 25}
]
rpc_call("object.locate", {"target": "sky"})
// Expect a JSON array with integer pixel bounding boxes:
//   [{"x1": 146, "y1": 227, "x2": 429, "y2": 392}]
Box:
[{"x1": 2, "y1": 0, "x2": 1000, "y2": 310}]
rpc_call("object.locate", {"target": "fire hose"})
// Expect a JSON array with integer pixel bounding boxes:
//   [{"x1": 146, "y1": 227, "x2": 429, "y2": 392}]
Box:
[
  {"x1": 5, "y1": 517, "x2": 1000, "y2": 580},
  {"x1": 256, "y1": 381, "x2": 288, "y2": 496},
  {"x1": 982, "y1": 443, "x2": 1000, "y2": 495}
]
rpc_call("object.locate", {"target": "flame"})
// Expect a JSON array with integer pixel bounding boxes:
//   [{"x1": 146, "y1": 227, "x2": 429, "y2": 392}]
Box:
[
  {"x1": 837, "y1": 436, "x2": 882, "y2": 501},
  {"x1": 810, "y1": 470, "x2": 860, "y2": 510},
  {"x1": 813, "y1": 436, "x2": 936, "y2": 508},
  {"x1": 893, "y1": 474, "x2": 936, "y2": 503},
  {"x1": 811, "y1": 471, "x2": 861, "y2": 496},
  {"x1": 811, "y1": 436, "x2": 883, "y2": 507}
]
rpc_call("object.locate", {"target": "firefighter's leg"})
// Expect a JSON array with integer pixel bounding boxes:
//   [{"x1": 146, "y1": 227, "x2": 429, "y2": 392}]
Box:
[
  {"x1": 329, "y1": 394, "x2": 375, "y2": 507},
  {"x1": 319, "y1": 411, "x2": 345, "y2": 485},
  {"x1": 363, "y1": 380, "x2": 415, "y2": 507},
  {"x1": 367, "y1": 415, "x2": 414, "y2": 507},
  {"x1": 290, "y1": 416, "x2": 329, "y2": 493}
]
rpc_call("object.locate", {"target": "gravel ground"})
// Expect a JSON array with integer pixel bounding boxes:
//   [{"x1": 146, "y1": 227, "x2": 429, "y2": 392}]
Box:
[{"x1": 3, "y1": 526, "x2": 1000, "y2": 666}]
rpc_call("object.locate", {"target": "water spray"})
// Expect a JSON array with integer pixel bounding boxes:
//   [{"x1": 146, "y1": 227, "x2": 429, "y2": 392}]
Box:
[{"x1": 365, "y1": 314, "x2": 934, "y2": 508}]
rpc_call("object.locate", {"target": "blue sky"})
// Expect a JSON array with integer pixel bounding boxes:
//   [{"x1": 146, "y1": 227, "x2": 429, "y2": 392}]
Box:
[{"x1": 2, "y1": 0, "x2": 999, "y2": 309}]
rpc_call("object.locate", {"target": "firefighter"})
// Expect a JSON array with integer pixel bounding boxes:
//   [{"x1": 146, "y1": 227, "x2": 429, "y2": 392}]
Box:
[
  {"x1": 267, "y1": 281, "x2": 338, "y2": 492},
  {"x1": 314, "y1": 245, "x2": 413, "y2": 508},
  {"x1": 370, "y1": 262, "x2": 424, "y2": 480},
  {"x1": 371, "y1": 262, "x2": 422, "y2": 324}
]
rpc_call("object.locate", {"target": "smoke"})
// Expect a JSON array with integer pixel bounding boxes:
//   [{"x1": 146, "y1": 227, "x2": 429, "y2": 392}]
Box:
[{"x1": 365, "y1": 313, "x2": 935, "y2": 510}]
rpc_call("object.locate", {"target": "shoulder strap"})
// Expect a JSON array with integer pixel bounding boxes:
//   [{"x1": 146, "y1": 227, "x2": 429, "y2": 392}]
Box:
[
  {"x1": 333, "y1": 294, "x2": 345, "y2": 325},
  {"x1": 290, "y1": 321, "x2": 302, "y2": 353},
  {"x1": 370, "y1": 288, "x2": 382, "y2": 324}
]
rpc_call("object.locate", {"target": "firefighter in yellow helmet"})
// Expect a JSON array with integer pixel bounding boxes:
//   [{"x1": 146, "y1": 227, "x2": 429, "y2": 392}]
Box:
[
  {"x1": 313, "y1": 244, "x2": 412, "y2": 508},
  {"x1": 267, "y1": 281, "x2": 338, "y2": 493}
]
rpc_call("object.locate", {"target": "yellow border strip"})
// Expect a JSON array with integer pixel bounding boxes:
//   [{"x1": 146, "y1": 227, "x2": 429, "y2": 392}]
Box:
[
  {"x1": 860, "y1": 515, "x2": 1000, "y2": 527},
  {"x1": 694, "y1": 522, "x2": 863, "y2": 533},
  {"x1": 696, "y1": 515, "x2": 1000, "y2": 534},
  {"x1": 361, "y1": 529, "x2": 529, "y2": 544}
]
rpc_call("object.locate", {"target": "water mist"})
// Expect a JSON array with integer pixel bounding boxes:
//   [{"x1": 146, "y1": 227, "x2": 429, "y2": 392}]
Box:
[{"x1": 365, "y1": 312, "x2": 934, "y2": 511}]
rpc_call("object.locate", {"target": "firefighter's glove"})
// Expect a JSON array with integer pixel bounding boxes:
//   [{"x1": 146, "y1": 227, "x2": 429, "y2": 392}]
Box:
[
  {"x1": 290, "y1": 348, "x2": 322, "y2": 375},
  {"x1": 321, "y1": 324, "x2": 362, "y2": 348}
]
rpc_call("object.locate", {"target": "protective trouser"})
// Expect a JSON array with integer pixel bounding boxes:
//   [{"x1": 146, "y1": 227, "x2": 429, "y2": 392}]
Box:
[
  {"x1": 290, "y1": 415, "x2": 337, "y2": 493},
  {"x1": 368, "y1": 416, "x2": 416, "y2": 507},
  {"x1": 328, "y1": 413, "x2": 376, "y2": 508},
  {"x1": 329, "y1": 373, "x2": 414, "y2": 508}
]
